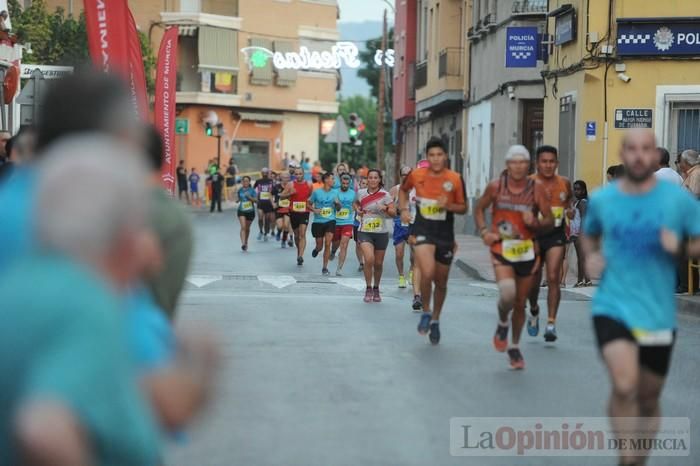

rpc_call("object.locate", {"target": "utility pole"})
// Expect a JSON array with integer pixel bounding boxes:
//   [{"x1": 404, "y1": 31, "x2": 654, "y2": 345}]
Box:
[{"x1": 376, "y1": 8, "x2": 387, "y2": 171}]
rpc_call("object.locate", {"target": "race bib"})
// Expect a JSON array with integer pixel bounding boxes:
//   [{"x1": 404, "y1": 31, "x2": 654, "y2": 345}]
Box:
[
  {"x1": 240, "y1": 201, "x2": 253, "y2": 211},
  {"x1": 502, "y1": 239, "x2": 535, "y2": 263},
  {"x1": 259, "y1": 192, "x2": 272, "y2": 201},
  {"x1": 552, "y1": 206, "x2": 565, "y2": 228},
  {"x1": 320, "y1": 207, "x2": 333, "y2": 218},
  {"x1": 418, "y1": 198, "x2": 447, "y2": 221},
  {"x1": 336, "y1": 208, "x2": 350, "y2": 220},
  {"x1": 632, "y1": 329, "x2": 674, "y2": 346},
  {"x1": 279, "y1": 199, "x2": 290, "y2": 208},
  {"x1": 292, "y1": 201, "x2": 307, "y2": 212},
  {"x1": 362, "y1": 217, "x2": 383, "y2": 233}
]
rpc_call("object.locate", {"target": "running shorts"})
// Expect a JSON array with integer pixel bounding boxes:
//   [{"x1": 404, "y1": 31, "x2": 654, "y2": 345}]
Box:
[
  {"x1": 190, "y1": 184, "x2": 198, "y2": 194},
  {"x1": 357, "y1": 231, "x2": 389, "y2": 251},
  {"x1": 275, "y1": 211, "x2": 290, "y2": 220},
  {"x1": 238, "y1": 210, "x2": 255, "y2": 222},
  {"x1": 491, "y1": 252, "x2": 539, "y2": 277},
  {"x1": 393, "y1": 223, "x2": 410, "y2": 246},
  {"x1": 593, "y1": 316, "x2": 675, "y2": 377},
  {"x1": 312, "y1": 221, "x2": 336, "y2": 238},
  {"x1": 537, "y1": 227, "x2": 567, "y2": 255},
  {"x1": 414, "y1": 234, "x2": 455, "y2": 265},
  {"x1": 333, "y1": 224, "x2": 354, "y2": 242},
  {"x1": 290, "y1": 213, "x2": 310, "y2": 230},
  {"x1": 258, "y1": 201, "x2": 275, "y2": 214}
]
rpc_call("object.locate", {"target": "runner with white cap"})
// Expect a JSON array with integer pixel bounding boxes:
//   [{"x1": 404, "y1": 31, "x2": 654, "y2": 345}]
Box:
[{"x1": 474, "y1": 145, "x2": 553, "y2": 369}]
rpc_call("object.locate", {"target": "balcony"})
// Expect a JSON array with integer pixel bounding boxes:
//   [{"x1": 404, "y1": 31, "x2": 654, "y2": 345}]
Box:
[
  {"x1": 438, "y1": 48, "x2": 462, "y2": 78},
  {"x1": 512, "y1": 0, "x2": 548, "y2": 16},
  {"x1": 415, "y1": 61, "x2": 428, "y2": 90},
  {"x1": 176, "y1": 36, "x2": 240, "y2": 106},
  {"x1": 162, "y1": 0, "x2": 241, "y2": 30},
  {"x1": 179, "y1": 0, "x2": 238, "y2": 16}
]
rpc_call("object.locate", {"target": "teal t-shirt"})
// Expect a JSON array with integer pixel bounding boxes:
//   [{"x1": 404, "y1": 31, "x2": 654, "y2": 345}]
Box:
[
  {"x1": 0, "y1": 255, "x2": 161, "y2": 466},
  {"x1": 335, "y1": 188, "x2": 356, "y2": 226},
  {"x1": 310, "y1": 188, "x2": 337, "y2": 223},
  {"x1": 584, "y1": 181, "x2": 700, "y2": 331},
  {"x1": 238, "y1": 187, "x2": 257, "y2": 212}
]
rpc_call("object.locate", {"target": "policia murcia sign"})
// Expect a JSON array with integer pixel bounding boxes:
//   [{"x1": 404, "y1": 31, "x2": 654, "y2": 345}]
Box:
[{"x1": 617, "y1": 18, "x2": 700, "y2": 56}]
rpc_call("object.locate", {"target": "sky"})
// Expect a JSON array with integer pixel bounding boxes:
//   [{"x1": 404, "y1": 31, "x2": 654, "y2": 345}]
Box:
[{"x1": 338, "y1": 0, "x2": 395, "y2": 23}]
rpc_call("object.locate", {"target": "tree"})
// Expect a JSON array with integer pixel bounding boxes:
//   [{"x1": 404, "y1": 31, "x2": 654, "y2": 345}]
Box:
[
  {"x1": 8, "y1": 0, "x2": 156, "y2": 93},
  {"x1": 357, "y1": 28, "x2": 394, "y2": 101}
]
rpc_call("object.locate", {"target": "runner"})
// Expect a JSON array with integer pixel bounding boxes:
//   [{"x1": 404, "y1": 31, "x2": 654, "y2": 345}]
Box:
[
  {"x1": 332, "y1": 173, "x2": 356, "y2": 276},
  {"x1": 273, "y1": 171, "x2": 293, "y2": 249},
  {"x1": 526, "y1": 145, "x2": 574, "y2": 342},
  {"x1": 390, "y1": 166, "x2": 413, "y2": 288},
  {"x1": 400, "y1": 139, "x2": 467, "y2": 343},
  {"x1": 308, "y1": 172, "x2": 337, "y2": 276},
  {"x1": 237, "y1": 176, "x2": 257, "y2": 251},
  {"x1": 254, "y1": 168, "x2": 275, "y2": 241},
  {"x1": 283, "y1": 167, "x2": 313, "y2": 266},
  {"x1": 356, "y1": 169, "x2": 395, "y2": 303},
  {"x1": 474, "y1": 145, "x2": 553, "y2": 368},
  {"x1": 583, "y1": 129, "x2": 700, "y2": 465},
  {"x1": 354, "y1": 177, "x2": 368, "y2": 272}
]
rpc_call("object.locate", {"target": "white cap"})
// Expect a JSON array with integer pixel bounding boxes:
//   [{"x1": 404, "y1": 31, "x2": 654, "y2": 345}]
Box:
[{"x1": 505, "y1": 145, "x2": 531, "y2": 162}]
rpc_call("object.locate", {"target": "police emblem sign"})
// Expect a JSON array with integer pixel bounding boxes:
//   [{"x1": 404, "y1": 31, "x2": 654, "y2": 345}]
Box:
[{"x1": 617, "y1": 19, "x2": 700, "y2": 56}]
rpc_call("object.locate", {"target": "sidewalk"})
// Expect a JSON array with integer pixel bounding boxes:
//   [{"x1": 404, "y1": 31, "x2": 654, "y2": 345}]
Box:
[{"x1": 453, "y1": 234, "x2": 700, "y2": 314}]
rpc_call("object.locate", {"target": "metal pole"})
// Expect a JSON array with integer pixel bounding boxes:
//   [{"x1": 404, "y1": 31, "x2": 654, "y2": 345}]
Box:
[
  {"x1": 337, "y1": 141, "x2": 342, "y2": 166},
  {"x1": 217, "y1": 134, "x2": 221, "y2": 167},
  {"x1": 377, "y1": 8, "x2": 388, "y2": 170}
]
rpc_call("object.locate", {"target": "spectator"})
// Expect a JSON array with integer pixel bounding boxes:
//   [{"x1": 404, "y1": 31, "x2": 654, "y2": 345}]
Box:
[
  {"x1": 0, "y1": 138, "x2": 161, "y2": 466},
  {"x1": 302, "y1": 155, "x2": 312, "y2": 181},
  {"x1": 679, "y1": 149, "x2": 700, "y2": 197},
  {"x1": 207, "y1": 165, "x2": 224, "y2": 213},
  {"x1": 0, "y1": 11, "x2": 9, "y2": 33},
  {"x1": 225, "y1": 162, "x2": 237, "y2": 200},
  {"x1": 655, "y1": 147, "x2": 683, "y2": 185},
  {"x1": 571, "y1": 180, "x2": 591, "y2": 287},
  {"x1": 290, "y1": 154, "x2": 299, "y2": 168},
  {"x1": 189, "y1": 167, "x2": 201, "y2": 206},
  {"x1": 606, "y1": 164, "x2": 625, "y2": 182},
  {"x1": 176, "y1": 160, "x2": 189, "y2": 204},
  {"x1": 282, "y1": 152, "x2": 289, "y2": 169}
]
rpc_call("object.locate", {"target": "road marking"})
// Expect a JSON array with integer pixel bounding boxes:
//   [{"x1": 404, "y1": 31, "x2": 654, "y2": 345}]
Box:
[
  {"x1": 258, "y1": 275, "x2": 297, "y2": 289},
  {"x1": 328, "y1": 277, "x2": 367, "y2": 291},
  {"x1": 187, "y1": 274, "x2": 223, "y2": 288}
]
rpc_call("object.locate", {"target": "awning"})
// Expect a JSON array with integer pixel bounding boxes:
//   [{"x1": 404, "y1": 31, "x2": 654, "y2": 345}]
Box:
[
  {"x1": 198, "y1": 26, "x2": 238, "y2": 72},
  {"x1": 238, "y1": 112, "x2": 285, "y2": 122}
]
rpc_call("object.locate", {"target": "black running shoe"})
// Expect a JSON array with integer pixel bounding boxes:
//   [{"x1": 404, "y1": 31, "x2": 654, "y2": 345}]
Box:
[
  {"x1": 507, "y1": 348, "x2": 525, "y2": 370},
  {"x1": 311, "y1": 249, "x2": 319, "y2": 258},
  {"x1": 412, "y1": 295, "x2": 422, "y2": 312},
  {"x1": 429, "y1": 322, "x2": 440, "y2": 345},
  {"x1": 297, "y1": 257, "x2": 304, "y2": 266}
]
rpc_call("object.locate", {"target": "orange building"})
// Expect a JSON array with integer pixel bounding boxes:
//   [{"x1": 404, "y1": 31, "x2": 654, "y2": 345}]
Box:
[{"x1": 45, "y1": 0, "x2": 340, "y2": 176}]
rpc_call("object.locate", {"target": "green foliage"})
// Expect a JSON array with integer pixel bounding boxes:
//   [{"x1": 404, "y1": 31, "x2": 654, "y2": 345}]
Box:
[
  {"x1": 357, "y1": 28, "x2": 394, "y2": 100},
  {"x1": 8, "y1": 0, "x2": 156, "y2": 93},
  {"x1": 318, "y1": 95, "x2": 392, "y2": 171}
]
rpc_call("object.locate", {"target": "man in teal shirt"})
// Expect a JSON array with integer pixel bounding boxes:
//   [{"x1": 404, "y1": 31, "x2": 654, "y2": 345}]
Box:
[{"x1": 309, "y1": 172, "x2": 337, "y2": 275}]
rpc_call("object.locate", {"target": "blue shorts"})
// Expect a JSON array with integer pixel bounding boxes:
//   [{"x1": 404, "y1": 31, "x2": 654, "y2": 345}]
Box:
[
  {"x1": 393, "y1": 223, "x2": 410, "y2": 246},
  {"x1": 190, "y1": 184, "x2": 198, "y2": 193}
]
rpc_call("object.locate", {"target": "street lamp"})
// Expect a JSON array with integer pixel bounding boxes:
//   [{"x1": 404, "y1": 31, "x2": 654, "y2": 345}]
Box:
[
  {"x1": 205, "y1": 122, "x2": 225, "y2": 167},
  {"x1": 381, "y1": 0, "x2": 395, "y2": 13}
]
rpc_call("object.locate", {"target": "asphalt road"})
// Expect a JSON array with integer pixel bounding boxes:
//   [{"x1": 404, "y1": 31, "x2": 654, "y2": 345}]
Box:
[{"x1": 166, "y1": 210, "x2": 700, "y2": 466}]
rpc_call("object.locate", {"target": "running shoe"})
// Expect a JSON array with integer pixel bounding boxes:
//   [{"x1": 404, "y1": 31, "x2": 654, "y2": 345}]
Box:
[
  {"x1": 417, "y1": 312, "x2": 431, "y2": 335},
  {"x1": 544, "y1": 323, "x2": 558, "y2": 342},
  {"x1": 527, "y1": 314, "x2": 539, "y2": 337},
  {"x1": 281, "y1": 241, "x2": 286, "y2": 249},
  {"x1": 322, "y1": 268, "x2": 330, "y2": 276},
  {"x1": 363, "y1": 288, "x2": 373, "y2": 303},
  {"x1": 429, "y1": 322, "x2": 440, "y2": 345},
  {"x1": 357, "y1": 264, "x2": 364, "y2": 272},
  {"x1": 297, "y1": 256, "x2": 304, "y2": 266},
  {"x1": 372, "y1": 288, "x2": 381, "y2": 302},
  {"x1": 263, "y1": 235, "x2": 269, "y2": 242},
  {"x1": 257, "y1": 233, "x2": 263, "y2": 241},
  {"x1": 335, "y1": 269, "x2": 343, "y2": 277},
  {"x1": 276, "y1": 231, "x2": 281, "y2": 241},
  {"x1": 398, "y1": 275, "x2": 407, "y2": 288},
  {"x1": 412, "y1": 295, "x2": 423, "y2": 312},
  {"x1": 288, "y1": 239, "x2": 294, "y2": 247},
  {"x1": 311, "y1": 249, "x2": 319, "y2": 258},
  {"x1": 241, "y1": 244, "x2": 248, "y2": 252},
  {"x1": 493, "y1": 324, "x2": 509, "y2": 352},
  {"x1": 507, "y1": 348, "x2": 525, "y2": 370}
]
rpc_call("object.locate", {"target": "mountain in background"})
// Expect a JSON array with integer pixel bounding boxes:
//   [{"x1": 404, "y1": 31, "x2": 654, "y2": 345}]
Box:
[{"x1": 338, "y1": 21, "x2": 385, "y2": 98}]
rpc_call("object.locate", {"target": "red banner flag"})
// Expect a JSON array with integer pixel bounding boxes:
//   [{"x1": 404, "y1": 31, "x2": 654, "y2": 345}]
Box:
[
  {"x1": 155, "y1": 27, "x2": 178, "y2": 195},
  {"x1": 84, "y1": 1, "x2": 149, "y2": 119},
  {"x1": 127, "y1": 10, "x2": 149, "y2": 120}
]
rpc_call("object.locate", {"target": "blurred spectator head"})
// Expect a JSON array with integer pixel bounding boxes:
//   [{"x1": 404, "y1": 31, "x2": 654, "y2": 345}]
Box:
[
  {"x1": 144, "y1": 124, "x2": 164, "y2": 173},
  {"x1": 679, "y1": 149, "x2": 700, "y2": 175},
  {"x1": 0, "y1": 130, "x2": 10, "y2": 157},
  {"x1": 657, "y1": 147, "x2": 671, "y2": 169},
  {"x1": 35, "y1": 135, "x2": 151, "y2": 290},
  {"x1": 36, "y1": 73, "x2": 141, "y2": 153}
]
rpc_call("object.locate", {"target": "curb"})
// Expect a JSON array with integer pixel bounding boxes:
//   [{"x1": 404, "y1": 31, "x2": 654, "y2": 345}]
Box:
[{"x1": 678, "y1": 296, "x2": 700, "y2": 317}]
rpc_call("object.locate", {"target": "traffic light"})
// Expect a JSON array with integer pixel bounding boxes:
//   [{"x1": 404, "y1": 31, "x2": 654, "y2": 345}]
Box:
[
  {"x1": 348, "y1": 113, "x2": 359, "y2": 144},
  {"x1": 205, "y1": 122, "x2": 213, "y2": 136},
  {"x1": 205, "y1": 122, "x2": 223, "y2": 137}
]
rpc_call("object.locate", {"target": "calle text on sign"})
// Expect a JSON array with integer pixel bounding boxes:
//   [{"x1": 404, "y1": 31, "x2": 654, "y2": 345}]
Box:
[{"x1": 614, "y1": 109, "x2": 653, "y2": 129}]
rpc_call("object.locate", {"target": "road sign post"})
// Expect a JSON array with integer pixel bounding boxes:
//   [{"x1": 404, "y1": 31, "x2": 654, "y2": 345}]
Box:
[{"x1": 324, "y1": 115, "x2": 350, "y2": 165}]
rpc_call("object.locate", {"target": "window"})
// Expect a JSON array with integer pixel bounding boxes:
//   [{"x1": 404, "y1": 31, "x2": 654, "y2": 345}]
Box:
[{"x1": 670, "y1": 103, "x2": 700, "y2": 154}]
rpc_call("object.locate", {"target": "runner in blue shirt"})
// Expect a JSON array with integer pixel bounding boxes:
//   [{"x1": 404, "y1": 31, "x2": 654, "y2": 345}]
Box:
[
  {"x1": 189, "y1": 168, "x2": 201, "y2": 206},
  {"x1": 308, "y1": 172, "x2": 337, "y2": 276},
  {"x1": 582, "y1": 129, "x2": 700, "y2": 465},
  {"x1": 331, "y1": 173, "x2": 357, "y2": 276},
  {"x1": 237, "y1": 176, "x2": 257, "y2": 251}
]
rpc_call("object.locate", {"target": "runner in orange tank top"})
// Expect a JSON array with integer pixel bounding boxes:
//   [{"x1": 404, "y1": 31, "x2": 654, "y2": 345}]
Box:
[
  {"x1": 474, "y1": 145, "x2": 553, "y2": 370},
  {"x1": 526, "y1": 146, "x2": 574, "y2": 343}
]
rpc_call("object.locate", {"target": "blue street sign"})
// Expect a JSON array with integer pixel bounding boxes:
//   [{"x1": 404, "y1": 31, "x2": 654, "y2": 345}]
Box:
[
  {"x1": 617, "y1": 19, "x2": 700, "y2": 56},
  {"x1": 506, "y1": 27, "x2": 539, "y2": 68},
  {"x1": 586, "y1": 121, "x2": 596, "y2": 141}
]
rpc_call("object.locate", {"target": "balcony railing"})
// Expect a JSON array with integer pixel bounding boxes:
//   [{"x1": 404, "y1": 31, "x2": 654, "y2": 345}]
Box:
[
  {"x1": 438, "y1": 48, "x2": 462, "y2": 78},
  {"x1": 512, "y1": 0, "x2": 547, "y2": 15},
  {"x1": 179, "y1": 0, "x2": 239, "y2": 16},
  {"x1": 415, "y1": 60, "x2": 428, "y2": 89}
]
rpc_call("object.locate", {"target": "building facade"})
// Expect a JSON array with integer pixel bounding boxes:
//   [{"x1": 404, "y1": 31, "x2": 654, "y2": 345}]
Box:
[
  {"x1": 46, "y1": 0, "x2": 339, "y2": 175},
  {"x1": 466, "y1": 0, "x2": 546, "y2": 202},
  {"x1": 542, "y1": 0, "x2": 700, "y2": 187},
  {"x1": 392, "y1": 0, "x2": 418, "y2": 168}
]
